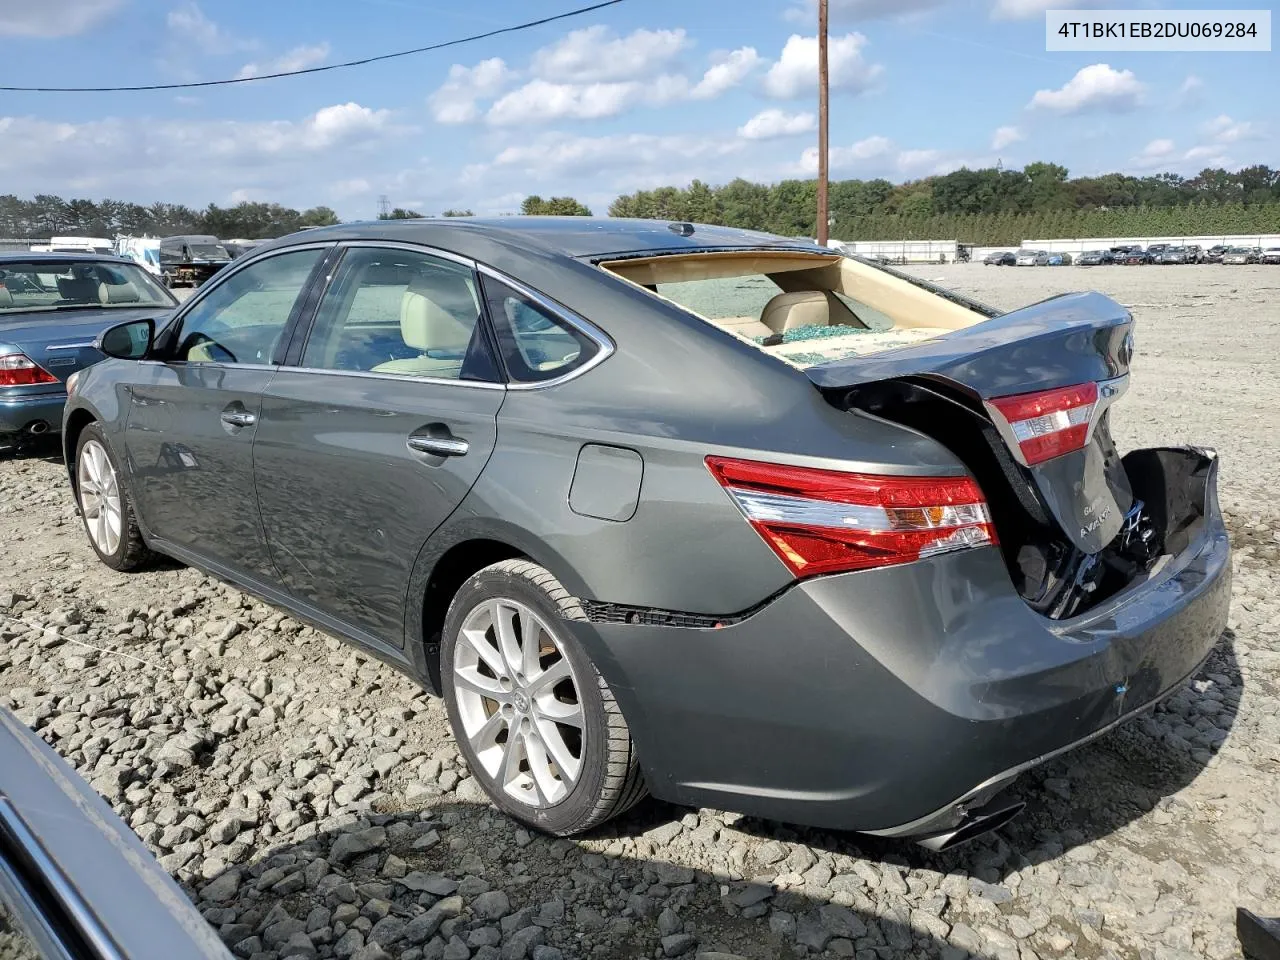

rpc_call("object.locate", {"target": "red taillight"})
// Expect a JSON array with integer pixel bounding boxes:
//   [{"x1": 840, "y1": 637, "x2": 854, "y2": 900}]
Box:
[
  {"x1": 988, "y1": 382, "x2": 1098, "y2": 466},
  {"x1": 705, "y1": 456, "x2": 997, "y2": 578},
  {"x1": 0, "y1": 353, "x2": 59, "y2": 387}
]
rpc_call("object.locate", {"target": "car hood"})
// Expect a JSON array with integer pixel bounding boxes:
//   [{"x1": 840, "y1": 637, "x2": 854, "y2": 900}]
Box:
[{"x1": 0, "y1": 707, "x2": 232, "y2": 958}]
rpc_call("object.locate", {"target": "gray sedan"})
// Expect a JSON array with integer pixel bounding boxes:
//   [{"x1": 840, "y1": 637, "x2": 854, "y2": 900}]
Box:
[{"x1": 62, "y1": 218, "x2": 1230, "y2": 848}]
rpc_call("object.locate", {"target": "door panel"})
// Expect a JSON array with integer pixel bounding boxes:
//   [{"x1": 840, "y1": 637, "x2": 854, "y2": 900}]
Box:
[
  {"x1": 121, "y1": 247, "x2": 328, "y2": 581},
  {"x1": 123, "y1": 363, "x2": 277, "y2": 577},
  {"x1": 253, "y1": 245, "x2": 505, "y2": 646},
  {"x1": 253, "y1": 373, "x2": 502, "y2": 645}
]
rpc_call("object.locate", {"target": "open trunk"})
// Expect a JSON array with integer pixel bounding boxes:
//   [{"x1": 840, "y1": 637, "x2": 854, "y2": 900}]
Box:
[
  {"x1": 598, "y1": 247, "x2": 1174, "y2": 619},
  {"x1": 808, "y1": 291, "x2": 1157, "y2": 618}
]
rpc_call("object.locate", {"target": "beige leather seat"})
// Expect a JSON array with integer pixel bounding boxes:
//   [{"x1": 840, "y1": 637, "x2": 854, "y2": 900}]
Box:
[
  {"x1": 0, "y1": 286, "x2": 12, "y2": 307},
  {"x1": 759, "y1": 290, "x2": 843, "y2": 334},
  {"x1": 371, "y1": 274, "x2": 475, "y2": 378},
  {"x1": 98, "y1": 280, "x2": 140, "y2": 304}
]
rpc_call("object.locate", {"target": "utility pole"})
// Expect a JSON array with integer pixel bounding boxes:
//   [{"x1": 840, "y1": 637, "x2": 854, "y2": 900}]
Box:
[
  {"x1": 377, "y1": 195, "x2": 390, "y2": 220},
  {"x1": 816, "y1": 0, "x2": 830, "y2": 245}
]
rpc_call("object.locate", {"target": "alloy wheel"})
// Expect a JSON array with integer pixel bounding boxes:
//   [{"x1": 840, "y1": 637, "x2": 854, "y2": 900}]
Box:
[
  {"x1": 452, "y1": 598, "x2": 585, "y2": 808},
  {"x1": 78, "y1": 439, "x2": 122, "y2": 556}
]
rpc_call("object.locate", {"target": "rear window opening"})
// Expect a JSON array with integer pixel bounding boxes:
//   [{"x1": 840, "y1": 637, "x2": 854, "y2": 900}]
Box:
[
  {"x1": 839, "y1": 379, "x2": 1208, "y2": 619},
  {"x1": 600, "y1": 250, "x2": 999, "y2": 366}
]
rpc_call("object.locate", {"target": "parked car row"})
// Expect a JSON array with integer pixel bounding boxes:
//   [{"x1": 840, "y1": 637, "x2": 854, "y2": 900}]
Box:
[{"x1": 985, "y1": 243, "x2": 1280, "y2": 266}]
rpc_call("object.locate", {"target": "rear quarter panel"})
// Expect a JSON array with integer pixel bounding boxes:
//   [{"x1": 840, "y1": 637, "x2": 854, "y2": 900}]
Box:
[{"x1": 441, "y1": 255, "x2": 971, "y2": 615}]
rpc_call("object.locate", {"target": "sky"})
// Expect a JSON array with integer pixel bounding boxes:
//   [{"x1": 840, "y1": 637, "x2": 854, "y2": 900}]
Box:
[{"x1": 0, "y1": 0, "x2": 1274, "y2": 219}]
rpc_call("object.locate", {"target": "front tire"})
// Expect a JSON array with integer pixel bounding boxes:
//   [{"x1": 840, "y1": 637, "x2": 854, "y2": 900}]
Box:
[
  {"x1": 441, "y1": 560, "x2": 647, "y2": 835},
  {"x1": 75, "y1": 424, "x2": 153, "y2": 571}
]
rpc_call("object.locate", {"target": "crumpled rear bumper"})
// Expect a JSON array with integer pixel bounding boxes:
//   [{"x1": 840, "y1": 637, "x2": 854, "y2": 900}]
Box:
[{"x1": 571, "y1": 447, "x2": 1231, "y2": 834}]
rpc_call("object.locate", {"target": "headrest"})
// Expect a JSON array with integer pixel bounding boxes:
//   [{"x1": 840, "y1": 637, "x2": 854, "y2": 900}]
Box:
[
  {"x1": 760, "y1": 290, "x2": 837, "y2": 335},
  {"x1": 57, "y1": 276, "x2": 98, "y2": 302},
  {"x1": 0, "y1": 285, "x2": 12, "y2": 307},
  {"x1": 99, "y1": 280, "x2": 141, "y2": 304},
  {"x1": 400, "y1": 273, "x2": 476, "y2": 353}
]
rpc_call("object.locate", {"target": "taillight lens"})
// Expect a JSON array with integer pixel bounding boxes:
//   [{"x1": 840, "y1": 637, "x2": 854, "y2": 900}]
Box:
[
  {"x1": 706, "y1": 456, "x2": 997, "y2": 578},
  {"x1": 0, "y1": 353, "x2": 59, "y2": 387},
  {"x1": 988, "y1": 382, "x2": 1098, "y2": 466}
]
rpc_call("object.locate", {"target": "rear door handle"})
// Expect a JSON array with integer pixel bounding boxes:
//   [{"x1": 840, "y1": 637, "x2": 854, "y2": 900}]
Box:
[
  {"x1": 221, "y1": 410, "x2": 257, "y2": 427},
  {"x1": 407, "y1": 435, "x2": 469, "y2": 457}
]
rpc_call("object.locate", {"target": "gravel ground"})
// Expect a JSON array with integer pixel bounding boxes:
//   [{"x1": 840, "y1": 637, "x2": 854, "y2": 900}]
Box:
[{"x1": 2, "y1": 263, "x2": 1278, "y2": 960}]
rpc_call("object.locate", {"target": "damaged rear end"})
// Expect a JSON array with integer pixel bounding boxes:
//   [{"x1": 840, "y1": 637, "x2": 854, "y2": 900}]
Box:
[
  {"x1": 801, "y1": 291, "x2": 1232, "y2": 844},
  {"x1": 809, "y1": 291, "x2": 1210, "y2": 621}
]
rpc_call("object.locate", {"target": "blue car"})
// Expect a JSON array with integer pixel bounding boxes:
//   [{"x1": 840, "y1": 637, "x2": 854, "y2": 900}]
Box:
[{"x1": 0, "y1": 253, "x2": 177, "y2": 450}]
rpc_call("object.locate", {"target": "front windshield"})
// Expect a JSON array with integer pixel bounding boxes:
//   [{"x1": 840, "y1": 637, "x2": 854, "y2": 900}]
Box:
[
  {"x1": 0, "y1": 260, "x2": 175, "y2": 314},
  {"x1": 190, "y1": 243, "x2": 230, "y2": 259}
]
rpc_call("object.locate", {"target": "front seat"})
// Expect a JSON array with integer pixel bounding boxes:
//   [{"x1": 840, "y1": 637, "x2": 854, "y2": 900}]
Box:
[
  {"x1": 762, "y1": 290, "x2": 849, "y2": 334},
  {"x1": 371, "y1": 273, "x2": 476, "y2": 377}
]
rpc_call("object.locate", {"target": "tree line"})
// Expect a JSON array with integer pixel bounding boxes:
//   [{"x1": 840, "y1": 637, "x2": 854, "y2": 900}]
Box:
[
  {"x1": 608, "y1": 164, "x2": 1280, "y2": 242},
  {"x1": 0, "y1": 195, "x2": 340, "y2": 240},
  {"x1": 4, "y1": 163, "x2": 1277, "y2": 246}
]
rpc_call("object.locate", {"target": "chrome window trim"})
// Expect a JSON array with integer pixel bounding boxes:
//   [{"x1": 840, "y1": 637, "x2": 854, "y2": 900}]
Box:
[
  {"x1": 277, "y1": 366, "x2": 505, "y2": 391},
  {"x1": 0, "y1": 797, "x2": 125, "y2": 960},
  {"x1": 0, "y1": 848, "x2": 77, "y2": 960},
  {"x1": 331, "y1": 239, "x2": 477, "y2": 269},
  {"x1": 475, "y1": 263, "x2": 615, "y2": 391},
  {"x1": 160, "y1": 242, "x2": 336, "y2": 367}
]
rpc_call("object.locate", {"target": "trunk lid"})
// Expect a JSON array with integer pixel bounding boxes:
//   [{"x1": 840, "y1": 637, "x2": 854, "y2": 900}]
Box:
[
  {"x1": 0, "y1": 306, "x2": 170, "y2": 382},
  {"x1": 808, "y1": 291, "x2": 1136, "y2": 554}
]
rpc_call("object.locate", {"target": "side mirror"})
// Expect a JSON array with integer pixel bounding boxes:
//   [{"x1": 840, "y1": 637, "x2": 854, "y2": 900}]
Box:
[{"x1": 97, "y1": 318, "x2": 154, "y2": 360}]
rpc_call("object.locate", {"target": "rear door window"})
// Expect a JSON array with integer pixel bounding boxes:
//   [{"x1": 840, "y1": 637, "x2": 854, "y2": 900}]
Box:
[{"x1": 300, "y1": 247, "x2": 499, "y2": 383}]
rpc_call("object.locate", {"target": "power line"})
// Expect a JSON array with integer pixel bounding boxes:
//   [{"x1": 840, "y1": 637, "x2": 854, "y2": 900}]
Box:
[{"x1": 0, "y1": 0, "x2": 627, "y2": 93}]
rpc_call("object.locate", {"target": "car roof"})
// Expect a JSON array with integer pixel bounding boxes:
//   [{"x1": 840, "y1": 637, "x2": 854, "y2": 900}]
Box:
[
  {"x1": 0, "y1": 251, "x2": 132, "y2": 265},
  {"x1": 254, "y1": 217, "x2": 823, "y2": 262}
]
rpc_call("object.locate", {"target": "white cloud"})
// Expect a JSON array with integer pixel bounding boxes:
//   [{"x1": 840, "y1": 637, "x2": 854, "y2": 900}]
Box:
[
  {"x1": 739, "y1": 109, "x2": 816, "y2": 140},
  {"x1": 480, "y1": 132, "x2": 747, "y2": 188},
  {"x1": 763, "y1": 33, "x2": 884, "y2": 99},
  {"x1": 1141, "y1": 138, "x2": 1176, "y2": 159},
  {"x1": 1204, "y1": 114, "x2": 1262, "y2": 144},
  {"x1": 799, "y1": 134, "x2": 892, "y2": 173},
  {"x1": 1182, "y1": 145, "x2": 1227, "y2": 163},
  {"x1": 991, "y1": 0, "x2": 1108, "y2": 19},
  {"x1": 1028, "y1": 63, "x2": 1144, "y2": 114},
  {"x1": 785, "y1": 0, "x2": 948, "y2": 23},
  {"x1": 0, "y1": 0, "x2": 120, "y2": 37},
  {"x1": 429, "y1": 58, "x2": 511, "y2": 124},
  {"x1": 166, "y1": 2, "x2": 251, "y2": 55},
  {"x1": 691, "y1": 47, "x2": 762, "y2": 99},
  {"x1": 530, "y1": 25, "x2": 689, "y2": 83},
  {"x1": 797, "y1": 136, "x2": 987, "y2": 178},
  {"x1": 330, "y1": 178, "x2": 372, "y2": 199},
  {"x1": 991, "y1": 125, "x2": 1024, "y2": 150},
  {"x1": 0, "y1": 103, "x2": 402, "y2": 210},
  {"x1": 1129, "y1": 138, "x2": 1176, "y2": 168},
  {"x1": 236, "y1": 43, "x2": 330, "y2": 80},
  {"x1": 485, "y1": 76, "x2": 693, "y2": 126}
]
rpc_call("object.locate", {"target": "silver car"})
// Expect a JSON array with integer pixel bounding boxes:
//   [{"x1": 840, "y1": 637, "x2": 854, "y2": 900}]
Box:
[{"x1": 0, "y1": 706, "x2": 231, "y2": 959}]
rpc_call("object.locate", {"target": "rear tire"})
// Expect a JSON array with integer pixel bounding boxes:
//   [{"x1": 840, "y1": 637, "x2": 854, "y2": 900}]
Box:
[
  {"x1": 440, "y1": 559, "x2": 647, "y2": 835},
  {"x1": 74, "y1": 424, "x2": 154, "y2": 571}
]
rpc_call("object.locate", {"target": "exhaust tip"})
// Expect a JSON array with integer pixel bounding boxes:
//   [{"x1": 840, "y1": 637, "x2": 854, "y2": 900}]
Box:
[
  {"x1": 26, "y1": 421, "x2": 50, "y2": 435},
  {"x1": 916, "y1": 802, "x2": 1025, "y2": 852}
]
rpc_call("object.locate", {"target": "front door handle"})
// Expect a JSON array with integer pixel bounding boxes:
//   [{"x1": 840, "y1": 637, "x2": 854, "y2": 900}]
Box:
[
  {"x1": 221, "y1": 410, "x2": 257, "y2": 428},
  {"x1": 407, "y1": 435, "x2": 469, "y2": 457}
]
